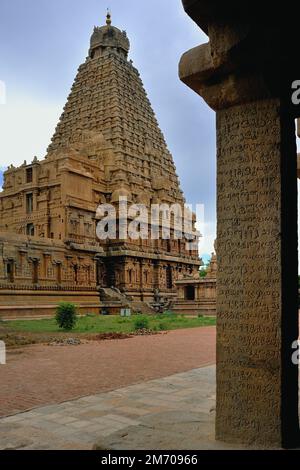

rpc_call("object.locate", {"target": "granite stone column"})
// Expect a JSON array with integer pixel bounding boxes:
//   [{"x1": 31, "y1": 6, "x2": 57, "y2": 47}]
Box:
[{"x1": 179, "y1": 0, "x2": 300, "y2": 448}]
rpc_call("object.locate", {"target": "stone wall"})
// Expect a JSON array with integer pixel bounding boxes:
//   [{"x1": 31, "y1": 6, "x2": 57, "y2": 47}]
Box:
[{"x1": 0, "y1": 233, "x2": 100, "y2": 319}]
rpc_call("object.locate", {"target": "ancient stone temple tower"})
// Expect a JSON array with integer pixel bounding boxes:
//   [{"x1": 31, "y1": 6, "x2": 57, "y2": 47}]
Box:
[{"x1": 0, "y1": 14, "x2": 200, "y2": 318}]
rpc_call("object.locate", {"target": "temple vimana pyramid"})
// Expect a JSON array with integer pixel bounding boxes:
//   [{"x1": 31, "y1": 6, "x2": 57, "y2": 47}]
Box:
[{"x1": 0, "y1": 14, "x2": 215, "y2": 318}]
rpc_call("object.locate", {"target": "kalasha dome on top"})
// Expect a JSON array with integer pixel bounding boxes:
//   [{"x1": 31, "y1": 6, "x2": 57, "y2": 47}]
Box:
[{"x1": 89, "y1": 12, "x2": 130, "y2": 59}]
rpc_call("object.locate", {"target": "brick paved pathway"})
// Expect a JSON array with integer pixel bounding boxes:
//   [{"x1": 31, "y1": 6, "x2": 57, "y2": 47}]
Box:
[
  {"x1": 0, "y1": 366, "x2": 221, "y2": 450},
  {"x1": 0, "y1": 326, "x2": 216, "y2": 418}
]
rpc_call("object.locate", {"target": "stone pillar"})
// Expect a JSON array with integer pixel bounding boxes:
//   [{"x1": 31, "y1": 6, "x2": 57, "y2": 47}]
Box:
[
  {"x1": 56, "y1": 262, "x2": 62, "y2": 285},
  {"x1": 139, "y1": 259, "x2": 144, "y2": 301},
  {"x1": 179, "y1": 0, "x2": 300, "y2": 448},
  {"x1": 30, "y1": 257, "x2": 40, "y2": 285},
  {"x1": 153, "y1": 261, "x2": 160, "y2": 290},
  {"x1": 33, "y1": 189, "x2": 39, "y2": 212},
  {"x1": 216, "y1": 98, "x2": 298, "y2": 447},
  {"x1": 42, "y1": 253, "x2": 51, "y2": 280},
  {"x1": 95, "y1": 256, "x2": 102, "y2": 287},
  {"x1": 79, "y1": 215, "x2": 84, "y2": 238}
]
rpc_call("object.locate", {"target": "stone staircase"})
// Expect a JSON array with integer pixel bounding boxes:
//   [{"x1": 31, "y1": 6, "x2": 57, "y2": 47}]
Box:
[
  {"x1": 98, "y1": 288, "x2": 155, "y2": 314},
  {"x1": 129, "y1": 301, "x2": 155, "y2": 315}
]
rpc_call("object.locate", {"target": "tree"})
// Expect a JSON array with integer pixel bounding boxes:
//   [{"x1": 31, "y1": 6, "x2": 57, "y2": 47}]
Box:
[{"x1": 200, "y1": 268, "x2": 208, "y2": 278}]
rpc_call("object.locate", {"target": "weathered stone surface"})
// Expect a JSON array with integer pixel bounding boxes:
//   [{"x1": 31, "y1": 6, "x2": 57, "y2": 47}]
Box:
[
  {"x1": 180, "y1": 0, "x2": 300, "y2": 449},
  {"x1": 216, "y1": 99, "x2": 288, "y2": 446},
  {"x1": 94, "y1": 410, "x2": 217, "y2": 451}
]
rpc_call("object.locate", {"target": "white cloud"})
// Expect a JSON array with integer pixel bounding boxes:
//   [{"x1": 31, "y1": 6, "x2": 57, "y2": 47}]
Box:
[
  {"x1": 198, "y1": 220, "x2": 216, "y2": 257},
  {"x1": 0, "y1": 92, "x2": 63, "y2": 167}
]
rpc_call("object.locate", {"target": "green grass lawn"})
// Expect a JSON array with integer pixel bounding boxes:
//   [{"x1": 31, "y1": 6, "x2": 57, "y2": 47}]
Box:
[{"x1": 2, "y1": 313, "x2": 216, "y2": 335}]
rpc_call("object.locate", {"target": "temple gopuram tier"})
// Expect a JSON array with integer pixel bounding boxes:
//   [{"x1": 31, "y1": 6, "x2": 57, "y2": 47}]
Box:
[{"x1": 0, "y1": 14, "x2": 204, "y2": 319}]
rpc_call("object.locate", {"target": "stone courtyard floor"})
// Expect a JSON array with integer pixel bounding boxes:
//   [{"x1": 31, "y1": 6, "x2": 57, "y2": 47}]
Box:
[
  {"x1": 0, "y1": 327, "x2": 216, "y2": 418},
  {"x1": 0, "y1": 365, "x2": 243, "y2": 450},
  {"x1": 0, "y1": 327, "x2": 222, "y2": 450}
]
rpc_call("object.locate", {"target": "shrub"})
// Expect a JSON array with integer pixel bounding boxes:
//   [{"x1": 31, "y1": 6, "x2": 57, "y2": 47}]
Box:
[
  {"x1": 134, "y1": 315, "x2": 149, "y2": 331},
  {"x1": 156, "y1": 314, "x2": 165, "y2": 320},
  {"x1": 55, "y1": 302, "x2": 77, "y2": 331},
  {"x1": 117, "y1": 317, "x2": 130, "y2": 324},
  {"x1": 163, "y1": 310, "x2": 172, "y2": 315},
  {"x1": 163, "y1": 311, "x2": 177, "y2": 321}
]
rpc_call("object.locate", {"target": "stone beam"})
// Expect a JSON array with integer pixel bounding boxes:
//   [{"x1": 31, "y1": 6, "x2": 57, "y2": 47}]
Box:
[{"x1": 180, "y1": 0, "x2": 300, "y2": 448}]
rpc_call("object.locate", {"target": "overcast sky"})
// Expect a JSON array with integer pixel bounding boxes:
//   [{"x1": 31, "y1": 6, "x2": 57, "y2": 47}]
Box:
[{"x1": 0, "y1": 0, "x2": 217, "y2": 261}]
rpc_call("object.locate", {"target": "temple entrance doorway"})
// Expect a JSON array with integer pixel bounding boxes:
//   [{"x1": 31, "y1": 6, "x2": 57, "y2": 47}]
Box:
[{"x1": 185, "y1": 285, "x2": 195, "y2": 301}]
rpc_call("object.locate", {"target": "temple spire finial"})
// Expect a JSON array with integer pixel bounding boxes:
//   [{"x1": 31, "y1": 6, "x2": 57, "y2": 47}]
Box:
[{"x1": 106, "y1": 9, "x2": 112, "y2": 26}]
